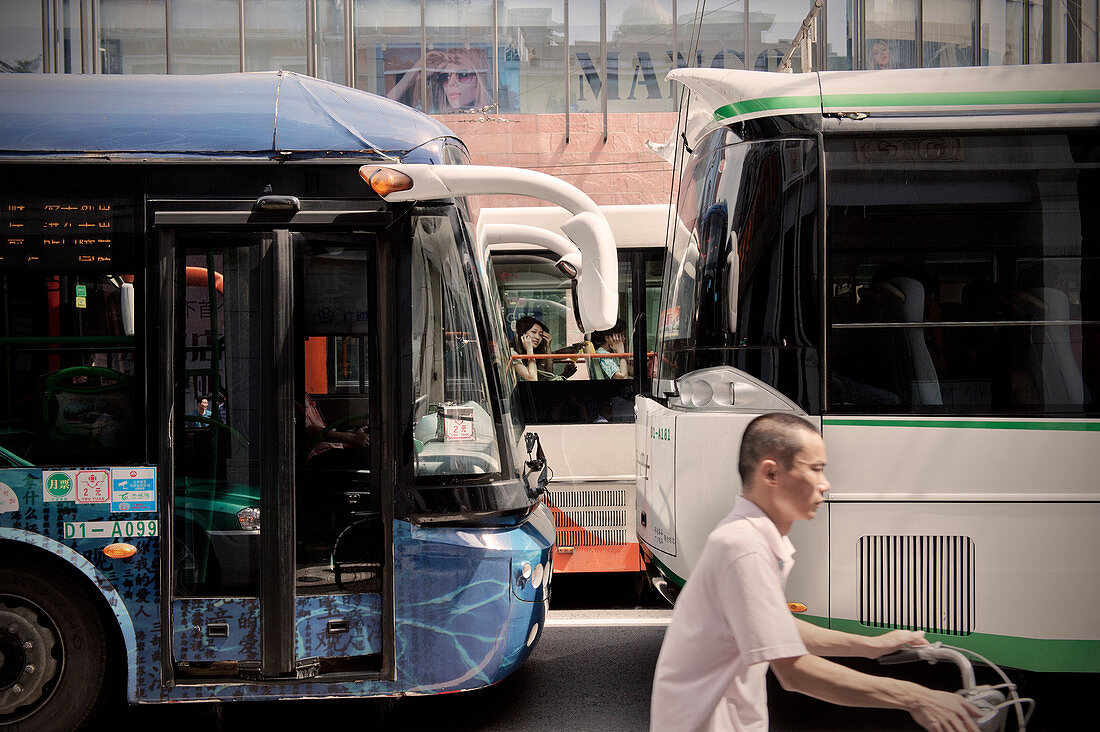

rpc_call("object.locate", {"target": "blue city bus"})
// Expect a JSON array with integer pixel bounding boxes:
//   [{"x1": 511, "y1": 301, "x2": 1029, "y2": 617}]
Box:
[{"x1": 0, "y1": 71, "x2": 617, "y2": 730}]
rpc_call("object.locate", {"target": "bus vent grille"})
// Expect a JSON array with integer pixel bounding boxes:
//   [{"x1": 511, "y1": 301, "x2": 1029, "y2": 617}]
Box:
[
  {"x1": 556, "y1": 527, "x2": 629, "y2": 547},
  {"x1": 543, "y1": 488, "x2": 631, "y2": 547},
  {"x1": 858, "y1": 535, "x2": 974, "y2": 636},
  {"x1": 547, "y1": 488, "x2": 628, "y2": 509}
]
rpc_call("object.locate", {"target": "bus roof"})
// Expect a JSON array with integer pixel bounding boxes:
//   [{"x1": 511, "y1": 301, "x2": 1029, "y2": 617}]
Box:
[
  {"x1": 669, "y1": 63, "x2": 1100, "y2": 131},
  {"x1": 0, "y1": 70, "x2": 457, "y2": 161}
]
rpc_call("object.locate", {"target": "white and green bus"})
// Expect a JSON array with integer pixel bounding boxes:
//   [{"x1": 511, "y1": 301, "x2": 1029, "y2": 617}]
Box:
[{"x1": 637, "y1": 62, "x2": 1100, "y2": 672}]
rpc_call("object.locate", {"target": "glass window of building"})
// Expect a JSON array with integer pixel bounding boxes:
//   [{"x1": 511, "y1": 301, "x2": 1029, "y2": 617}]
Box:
[
  {"x1": 866, "y1": 0, "x2": 918, "y2": 68},
  {"x1": 606, "y1": 0, "x2": 675, "y2": 112},
  {"x1": 691, "y1": 3, "x2": 747, "y2": 71},
  {"x1": 0, "y1": 0, "x2": 44, "y2": 72},
  {"x1": 923, "y1": 0, "x2": 975, "y2": 67},
  {"x1": 244, "y1": 0, "x2": 307, "y2": 73},
  {"x1": 980, "y1": 0, "x2": 1025, "y2": 64},
  {"x1": 100, "y1": 0, "x2": 168, "y2": 74},
  {"x1": 316, "y1": 0, "x2": 346, "y2": 83},
  {"x1": 356, "y1": 0, "x2": 421, "y2": 100},
  {"x1": 169, "y1": 0, "x2": 241, "y2": 74},
  {"x1": 503, "y1": 0, "x2": 565, "y2": 114},
  {"x1": 422, "y1": 0, "x2": 498, "y2": 114},
  {"x1": 747, "y1": 0, "x2": 813, "y2": 72},
  {"x1": 826, "y1": 0, "x2": 854, "y2": 69},
  {"x1": 569, "y1": 0, "x2": 602, "y2": 112},
  {"x1": 1086, "y1": 0, "x2": 1100, "y2": 62},
  {"x1": 1028, "y1": 0, "x2": 1045, "y2": 62}
]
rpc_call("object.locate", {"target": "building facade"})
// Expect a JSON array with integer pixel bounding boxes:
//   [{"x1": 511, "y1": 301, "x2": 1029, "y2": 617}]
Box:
[{"x1": 2, "y1": 0, "x2": 1097, "y2": 204}]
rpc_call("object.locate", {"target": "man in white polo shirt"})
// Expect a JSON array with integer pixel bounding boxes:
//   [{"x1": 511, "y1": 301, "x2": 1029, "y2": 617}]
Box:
[{"x1": 650, "y1": 413, "x2": 981, "y2": 732}]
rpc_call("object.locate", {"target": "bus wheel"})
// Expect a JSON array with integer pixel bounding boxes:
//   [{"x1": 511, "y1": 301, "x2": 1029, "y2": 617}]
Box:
[{"x1": 0, "y1": 562, "x2": 109, "y2": 731}]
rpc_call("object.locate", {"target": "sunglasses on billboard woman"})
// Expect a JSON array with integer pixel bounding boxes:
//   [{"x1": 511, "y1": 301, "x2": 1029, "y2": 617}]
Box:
[{"x1": 433, "y1": 71, "x2": 478, "y2": 85}]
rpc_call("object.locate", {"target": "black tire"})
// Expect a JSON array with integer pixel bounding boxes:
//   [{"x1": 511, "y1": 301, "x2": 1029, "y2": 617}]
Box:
[{"x1": 0, "y1": 556, "x2": 110, "y2": 731}]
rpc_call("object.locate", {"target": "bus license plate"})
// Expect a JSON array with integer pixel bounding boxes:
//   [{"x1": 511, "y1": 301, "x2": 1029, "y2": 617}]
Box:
[{"x1": 64, "y1": 520, "x2": 159, "y2": 540}]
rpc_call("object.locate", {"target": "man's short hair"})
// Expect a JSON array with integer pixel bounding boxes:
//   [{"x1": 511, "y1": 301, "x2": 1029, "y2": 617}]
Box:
[{"x1": 737, "y1": 413, "x2": 818, "y2": 484}]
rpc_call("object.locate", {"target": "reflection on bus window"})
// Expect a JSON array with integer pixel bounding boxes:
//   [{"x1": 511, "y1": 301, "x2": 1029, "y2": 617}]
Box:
[
  {"x1": 410, "y1": 214, "x2": 502, "y2": 476},
  {"x1": 0, "y1": 273, "x2": 138, "y2": 466},
  {"x1": 295, "y1": 239, "x2": 378, "y2": 595},
  {"x1": 174, "y1": 243, "x2": 262, "y2": 597},
  {"x1": 827, "y1": 133, "x2": 1098, "y2": 414},
  {"x1": 656, "y1": 134, "x2": 822, "y2": 413}
]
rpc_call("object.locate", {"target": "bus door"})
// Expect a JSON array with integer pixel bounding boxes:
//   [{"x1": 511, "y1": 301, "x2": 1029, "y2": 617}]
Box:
[{"x1": 158, "y1": 209, "x2": 391, "y2": 681}]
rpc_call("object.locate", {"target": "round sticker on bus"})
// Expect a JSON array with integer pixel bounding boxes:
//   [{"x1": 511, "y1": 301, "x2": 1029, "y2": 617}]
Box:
[{"x1": 45, "y1": 472, "x2": 73, "y2": 499}]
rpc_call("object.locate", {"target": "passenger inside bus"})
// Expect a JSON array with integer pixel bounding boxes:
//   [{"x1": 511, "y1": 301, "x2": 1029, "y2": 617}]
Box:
[
  {"x1": 511, "y1": 315, "x2": 554, "y2": 381},
  {"x1": 589, "y1": 319, "x2": 632, "y2": 380},
  {"x1": 302, "y1": 392, "x2": 370, "y2": 468}
]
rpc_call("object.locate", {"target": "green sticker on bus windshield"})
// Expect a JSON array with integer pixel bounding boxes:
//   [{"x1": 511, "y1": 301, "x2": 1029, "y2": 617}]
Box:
[{"x1": 43, "y1": 471, "x2": 75, "y2": 501}]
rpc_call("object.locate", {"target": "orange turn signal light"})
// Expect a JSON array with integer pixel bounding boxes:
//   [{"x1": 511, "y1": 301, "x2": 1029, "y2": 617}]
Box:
[
  {"x1": 787, "y1": 602, "x2": 807, "y2": 613},
  {"x1": 359, "y1": 166, "x2": 414, "y2": 197},
  {"x1": 103, "y1": 543, "x2": 137, "y2": 560}
]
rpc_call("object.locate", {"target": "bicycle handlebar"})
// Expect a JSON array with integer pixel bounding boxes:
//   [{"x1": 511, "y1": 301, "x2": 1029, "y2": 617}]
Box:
[
  {"x1": 877, "y1": 642, "x2": 1034, "y2": 731},
  {"x1": 878, "y1": 643, "x2": 976, "y2": 690}
]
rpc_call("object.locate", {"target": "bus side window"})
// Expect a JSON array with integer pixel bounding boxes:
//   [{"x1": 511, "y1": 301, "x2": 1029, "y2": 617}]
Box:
[
  {"x1": 826, "y1": 133, "x2": 1096, "y2": 415},
  {"x1": 0, "y1": 273, "x2": 139, "y2": 466}
]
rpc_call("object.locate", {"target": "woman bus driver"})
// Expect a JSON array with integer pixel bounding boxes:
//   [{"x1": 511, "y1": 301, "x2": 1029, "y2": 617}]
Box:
[
  {"x1": 386, "y1": 48, "x2": 492, "y2": 113},
  {"x1": 511, "y1": 315, "x2": 551, "y2": 382}
]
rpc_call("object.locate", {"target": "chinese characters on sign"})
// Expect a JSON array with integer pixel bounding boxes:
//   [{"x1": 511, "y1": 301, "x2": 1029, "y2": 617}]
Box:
[{"x1": 2, "y1": 200, "x2": 119, "y2": 268}]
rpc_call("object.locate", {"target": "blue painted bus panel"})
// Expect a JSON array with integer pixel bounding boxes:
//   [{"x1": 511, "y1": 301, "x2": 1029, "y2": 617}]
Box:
[
  {"x1": 0, "y1": 466, "x2": 161, "y2": 701},
  {"x1": 173, "y1": 598, "x2": 262, "y2": 663},
  {"x1": 296, "y1": 593, "x2": 383, "y2": 659},
  {"x1": 2, "y1": 467, "x2": 552, "y2": 701}
]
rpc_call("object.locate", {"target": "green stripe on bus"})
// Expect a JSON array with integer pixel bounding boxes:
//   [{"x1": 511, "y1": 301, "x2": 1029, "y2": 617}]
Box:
[
  {"x1": 714, "y1": 95, "x2": 822, "y2": 119},
  {"x1": 714, "y1": 89, "x2": 1100, "y2": 121},
  {"x1": 800, "y1": 615, "x2": 1100, "y2": 673},
  {"x1": 823, "y1": 418, "x2": 1100, "y2": 432}
]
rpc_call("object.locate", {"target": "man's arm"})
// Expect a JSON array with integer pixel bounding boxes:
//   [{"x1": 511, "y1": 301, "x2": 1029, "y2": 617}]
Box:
[
  {"x1": 770, "y1": 653, "x2": 982, "y2": 732},
  {"x1": 795, "y1": 618, "x2": 927, "y2": 659}
]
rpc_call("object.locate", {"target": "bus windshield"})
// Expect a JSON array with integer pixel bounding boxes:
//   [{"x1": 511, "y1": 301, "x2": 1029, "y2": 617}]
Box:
[{"x1": 410, "y1": 212, "x2": 508, "y2": 476}]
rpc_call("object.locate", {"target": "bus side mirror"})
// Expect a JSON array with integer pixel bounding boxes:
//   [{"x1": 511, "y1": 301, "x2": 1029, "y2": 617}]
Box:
[
  {"x1": 364, "y1": 163, "x2": 618, "y2": 331},
  {"x1": 481, "y1": 223, "x2": 583, "y2": 282}
]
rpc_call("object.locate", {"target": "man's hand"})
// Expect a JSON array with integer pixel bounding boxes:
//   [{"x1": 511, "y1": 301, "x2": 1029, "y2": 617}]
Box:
[
  {"x1": 863, "y1": 629, "x2": 928, "y2": 659},
  {"x1": 907, "y1": 687, "x2": 983, "y2": 732}
]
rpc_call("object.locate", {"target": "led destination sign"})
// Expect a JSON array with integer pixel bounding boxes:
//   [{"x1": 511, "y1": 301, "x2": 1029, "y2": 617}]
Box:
[{"x1": 2, "y1": 200, "x2": 124, "y2": 269}]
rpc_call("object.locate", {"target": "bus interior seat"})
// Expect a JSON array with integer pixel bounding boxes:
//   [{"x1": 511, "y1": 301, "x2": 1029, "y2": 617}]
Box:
[
  {"x1": 1021, "y1": 286, "x2": 1086, "y2": 407},
  {"x1": 889, "y1": 276, "x2": 943, "y2": 407}
]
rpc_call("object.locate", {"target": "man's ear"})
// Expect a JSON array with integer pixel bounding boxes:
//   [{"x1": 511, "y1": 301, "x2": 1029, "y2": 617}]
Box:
[{"x1": 758, "y1": 458, "x2": 779, "y2": 486}]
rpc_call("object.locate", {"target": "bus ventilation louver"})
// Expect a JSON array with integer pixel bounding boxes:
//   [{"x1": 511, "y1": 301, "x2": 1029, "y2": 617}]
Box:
[
  {"x1": 542, "y1": 488, "x2": 630, "y2": 546},
  {"x1": 858, "y1": 535, "x2": 975, "y2": 636}
]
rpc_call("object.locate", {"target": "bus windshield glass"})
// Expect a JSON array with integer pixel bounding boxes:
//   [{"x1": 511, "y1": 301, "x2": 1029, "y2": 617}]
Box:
[{"x1": 410, "y1": 212, "x2": 503, "y2": 476}]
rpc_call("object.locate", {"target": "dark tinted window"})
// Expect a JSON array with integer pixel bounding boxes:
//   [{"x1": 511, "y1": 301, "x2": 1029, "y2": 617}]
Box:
[
  {"x1": 657, "y1": 134, "x2": 822, "y2": 412},
  {"x1": 0, "y1": 273, "x2": 140, "y2": 466},
  {"x1": 826, "y1": 132, "x2": 1099, "y2": 415}
]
